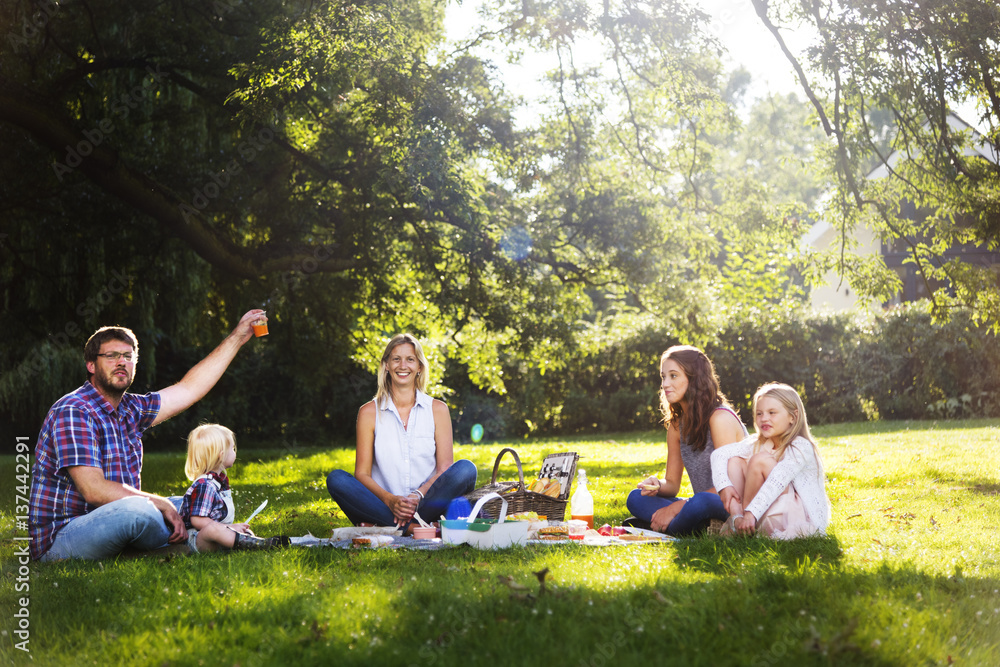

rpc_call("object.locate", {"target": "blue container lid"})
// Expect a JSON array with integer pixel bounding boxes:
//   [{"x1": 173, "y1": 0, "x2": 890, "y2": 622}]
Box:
[{"x1": 445, "y1": 496, "x2": 473, "y2": 520}]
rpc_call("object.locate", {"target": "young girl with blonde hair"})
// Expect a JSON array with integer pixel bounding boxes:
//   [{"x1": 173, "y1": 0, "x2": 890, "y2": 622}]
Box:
[
  {"x1": 711, "y1": 383, "x2": 830, "y2": 539},
  {"x1": 179, "y1": 424, "x2": 289, "y2": 552}
]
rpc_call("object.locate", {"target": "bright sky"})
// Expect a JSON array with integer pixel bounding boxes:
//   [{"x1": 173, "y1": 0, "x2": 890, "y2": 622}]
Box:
[
  {"x1": 444, "y1": 0, "x2": 983, "y2": 128},
  {"x1": 444, "y1": 0, "x2": 812, "y2": 112},
  {"x1": 699, "y1": 0, "x2": 811, "y2": 96}
]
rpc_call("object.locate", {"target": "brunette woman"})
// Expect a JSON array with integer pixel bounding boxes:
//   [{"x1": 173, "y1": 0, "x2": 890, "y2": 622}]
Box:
[{"x1": 625, "y1": 345, "x2": 746, "y2": 535}]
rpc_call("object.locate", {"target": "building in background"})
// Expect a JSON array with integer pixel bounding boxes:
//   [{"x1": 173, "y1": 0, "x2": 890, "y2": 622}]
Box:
[{"x1": 806, "y1": 113, "x2": 1000, "y2": 313}]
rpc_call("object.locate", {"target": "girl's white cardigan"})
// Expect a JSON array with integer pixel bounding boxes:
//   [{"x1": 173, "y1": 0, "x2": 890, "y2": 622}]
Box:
[{"x1": 711, "y1": 434, "x2": 831, "y2": 533}]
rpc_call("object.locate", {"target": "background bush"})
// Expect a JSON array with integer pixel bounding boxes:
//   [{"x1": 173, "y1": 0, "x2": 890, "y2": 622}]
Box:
[
  {"x1": 480, "y1": 302, "x2": 1000, "y2": 437},
  {"x1": 6, "y1": 302, "x2": 999, "y2": 450}
]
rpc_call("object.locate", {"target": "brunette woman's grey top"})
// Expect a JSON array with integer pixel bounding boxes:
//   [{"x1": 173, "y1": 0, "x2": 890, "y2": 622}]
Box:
[{"x1": 679, "y1": 406, "x2": 746, "y2": 494}]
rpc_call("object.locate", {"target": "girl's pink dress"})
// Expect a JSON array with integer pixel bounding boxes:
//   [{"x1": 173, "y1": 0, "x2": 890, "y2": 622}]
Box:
[{"x1": 750, "y1": 449, "x2": 818, "y2": 539}]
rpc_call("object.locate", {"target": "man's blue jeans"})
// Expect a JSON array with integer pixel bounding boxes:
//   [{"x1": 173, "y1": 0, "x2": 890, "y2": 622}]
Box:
[
  {"x1": 40, "y1": 496, "x2": 172, "y2": 560},
  {"x1": 326, "y1": 460, "x2": 478, "y2": 526},
  {"x1": 625, "y1": 489, "x2": 728, "y2": 536}
]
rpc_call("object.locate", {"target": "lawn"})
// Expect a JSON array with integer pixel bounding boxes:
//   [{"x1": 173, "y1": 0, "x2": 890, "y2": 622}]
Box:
[{"x1": 2, "y1": 419, "x2": 999, "y2": 666}]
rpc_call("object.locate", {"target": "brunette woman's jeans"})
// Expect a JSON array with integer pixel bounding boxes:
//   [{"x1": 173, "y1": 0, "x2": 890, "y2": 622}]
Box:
[{"x1": 625, "y1": 489, "x2": 728, "y2": 536}]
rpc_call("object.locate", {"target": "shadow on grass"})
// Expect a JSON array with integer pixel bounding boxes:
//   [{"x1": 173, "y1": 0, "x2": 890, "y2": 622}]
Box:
[
  {"x1": 62, "y1": 544, "x2": 993, "y2": 667},
  {"x1": 969, "y1": 482, "x2": 1000, "y2": 496},
  {"x1": 911, "y1": 472, "x2": 1000, "y2": 497},
  {"x1": 17, "y1": 532, "x2": 1000, "y2": 667},
  {"x1": 843, "y1": 469, "x2": 1000, "y2": 497},
  {"x1": 322, "y1": 548, "x2": 997, "y2": 667},
  {"x1": 669, "y1": 534, "x2": 845, "y2": 575}
]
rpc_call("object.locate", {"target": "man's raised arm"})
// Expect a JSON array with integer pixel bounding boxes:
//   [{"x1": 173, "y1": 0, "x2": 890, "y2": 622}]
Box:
[{"x1": 153, "y1": 309, "x2": 264, "y2": 426}]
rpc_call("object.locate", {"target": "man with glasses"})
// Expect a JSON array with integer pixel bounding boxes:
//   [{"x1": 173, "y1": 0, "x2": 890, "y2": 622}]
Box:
[{"x1": 29, "y1": 309, "x2": 267, "y2": 560}]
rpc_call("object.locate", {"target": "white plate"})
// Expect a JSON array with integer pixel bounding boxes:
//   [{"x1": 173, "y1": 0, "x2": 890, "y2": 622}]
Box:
[{"x1": 621, "y1": 526, "x2": 673, "y2": 540}]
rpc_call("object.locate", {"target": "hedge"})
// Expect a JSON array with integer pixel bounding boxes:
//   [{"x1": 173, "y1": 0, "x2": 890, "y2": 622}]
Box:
[{"x1": 451, "y1": 302, "x2": 1000, "y2": 439}]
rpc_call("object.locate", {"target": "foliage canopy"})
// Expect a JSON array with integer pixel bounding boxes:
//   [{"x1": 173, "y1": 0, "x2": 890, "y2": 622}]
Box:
[
  {"x1": 756, "y1": 0, "x2": 1000, "y2": 327},
  {"x1": 1, "y1": 0, "x2": 818, "y2": 441}
]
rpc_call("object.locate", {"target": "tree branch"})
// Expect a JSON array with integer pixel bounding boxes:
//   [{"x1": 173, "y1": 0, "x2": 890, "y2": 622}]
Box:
[
  {"x1": 0, "y1": 93, "x2": 355, "y2": 278},
  {"x1": 751, "y1": 0, "x2": 833, "y2": 137}
]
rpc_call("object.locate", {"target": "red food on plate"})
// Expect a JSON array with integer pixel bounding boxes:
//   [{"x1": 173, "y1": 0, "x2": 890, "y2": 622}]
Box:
[
  {"x1": 597, "y1": 524, "x2": 613, "y2": 536},
  {"x1": 612, "y1": 526, "x2": 628, "y2": 536}
]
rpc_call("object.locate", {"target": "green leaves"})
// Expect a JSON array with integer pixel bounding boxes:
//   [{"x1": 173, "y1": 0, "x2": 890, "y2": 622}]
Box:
[
  {"x1": 1, "y1": 0, "x2": 843, "y2": 442},
  {"x1": 762, "y1": 0, "x2": 1000, "y2": 330}
]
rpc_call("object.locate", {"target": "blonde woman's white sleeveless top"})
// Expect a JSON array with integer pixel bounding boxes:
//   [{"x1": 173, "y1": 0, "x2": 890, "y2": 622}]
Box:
[{"x1": 371, "y1": 390, "x2": 437, "y2": 497}]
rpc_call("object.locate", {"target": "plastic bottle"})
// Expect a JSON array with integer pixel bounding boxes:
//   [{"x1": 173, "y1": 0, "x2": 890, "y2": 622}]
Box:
[{"x1": 570, "y1": 469, "x2": 594, "y2": 529}]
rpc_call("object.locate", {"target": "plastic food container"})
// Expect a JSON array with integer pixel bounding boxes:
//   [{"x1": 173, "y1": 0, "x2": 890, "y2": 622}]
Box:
[
  {"x1": 441, "y1": 493, "x2": 528, "y2": 550},
  {"x1": 412, "y1": 525, "x2": 437, "y2": 540}
]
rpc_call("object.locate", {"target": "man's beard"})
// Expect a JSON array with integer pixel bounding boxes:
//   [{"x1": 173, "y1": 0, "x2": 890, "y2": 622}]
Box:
[{"x1": 93, "y1": 366, "x2": 133, "y2": 401}]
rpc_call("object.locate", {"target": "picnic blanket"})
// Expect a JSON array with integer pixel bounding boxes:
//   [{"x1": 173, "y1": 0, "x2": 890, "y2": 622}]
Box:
[
  {"x1": 289, "y1": 526, "x2": 674, "y2": 550},
  {"x1": 287, "y1": 526, "x2": 446, "y2": 550}
]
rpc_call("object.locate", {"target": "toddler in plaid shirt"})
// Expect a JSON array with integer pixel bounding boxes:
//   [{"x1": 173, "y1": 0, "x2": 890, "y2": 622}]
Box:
[{"x1": 179, "y1": 424, "x2": 288, "y2": 552}]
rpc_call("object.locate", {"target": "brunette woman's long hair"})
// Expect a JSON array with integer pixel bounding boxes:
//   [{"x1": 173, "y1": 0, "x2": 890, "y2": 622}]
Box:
[{"x1": 659, "y1": 345, "x2": 734, "y2": 451}]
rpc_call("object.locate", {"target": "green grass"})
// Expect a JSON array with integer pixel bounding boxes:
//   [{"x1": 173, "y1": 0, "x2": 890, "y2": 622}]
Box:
[{"x1": 2, "y1": 419, "x2": 999, "y2": 666}]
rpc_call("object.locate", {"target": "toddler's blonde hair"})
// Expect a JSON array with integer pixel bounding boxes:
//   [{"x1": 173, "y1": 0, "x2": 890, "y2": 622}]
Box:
[{"x1": 185, "y1": 423, "x2": 236, "y2": 480}]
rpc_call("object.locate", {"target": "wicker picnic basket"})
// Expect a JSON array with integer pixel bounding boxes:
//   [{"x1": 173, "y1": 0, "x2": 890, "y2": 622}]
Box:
[{"x1": 465, "y1": 447, "x2": 579, "y2": 520}]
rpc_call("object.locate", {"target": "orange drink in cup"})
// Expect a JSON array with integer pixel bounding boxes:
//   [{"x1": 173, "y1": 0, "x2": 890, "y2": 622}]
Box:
[{"x1": 252, "y1": 313, "x2": 269, "y2": 337}]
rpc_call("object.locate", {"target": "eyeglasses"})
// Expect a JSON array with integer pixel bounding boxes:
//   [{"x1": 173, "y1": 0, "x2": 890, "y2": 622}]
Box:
[{"x1": 96, "y1": 352, "x2": 137, "y2": 363}]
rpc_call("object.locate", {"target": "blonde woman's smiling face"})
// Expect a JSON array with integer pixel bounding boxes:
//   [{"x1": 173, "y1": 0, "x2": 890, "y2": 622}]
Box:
[{"x1": 388, "y1": 343, "x2": 420, "y2": 389}]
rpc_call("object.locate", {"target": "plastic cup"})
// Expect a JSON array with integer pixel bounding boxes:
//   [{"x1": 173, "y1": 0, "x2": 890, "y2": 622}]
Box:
[
  {"x1": 567, "y1": 519, "x2": 587, "y2": 540},
  {"x1": 252, "y1": 319, "x2": 269, "y2": 337}
]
